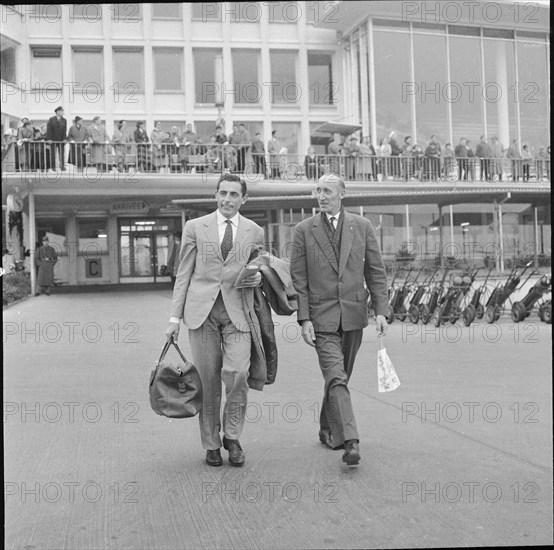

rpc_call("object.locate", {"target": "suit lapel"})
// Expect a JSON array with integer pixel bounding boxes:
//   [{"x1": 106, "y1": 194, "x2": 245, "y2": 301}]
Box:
[
  {"x1": 338, "y1": 212, "x2": 355, "y2": 277},
  {"x1": 231, "y1": 215, "x2": 252, "y2": 264},
  {"x1": 311, "y1": 214, "x2": 338, "y2": 273},
  {"x1": 202, "y1": 212, "x2": 223, "y2": 261}
]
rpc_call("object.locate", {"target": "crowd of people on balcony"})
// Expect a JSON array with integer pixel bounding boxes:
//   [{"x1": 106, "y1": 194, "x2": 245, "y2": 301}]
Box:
[{"x1": 2, "y1": 108, "x2": 551, "y2": 184}]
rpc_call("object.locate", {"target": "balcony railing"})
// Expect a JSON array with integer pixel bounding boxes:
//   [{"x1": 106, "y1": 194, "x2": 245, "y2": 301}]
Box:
[{"x1": 2, "y1": 140, "x2": 551, "y2": 184}]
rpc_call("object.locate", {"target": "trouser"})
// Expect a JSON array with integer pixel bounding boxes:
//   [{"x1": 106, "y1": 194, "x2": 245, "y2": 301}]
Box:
[
  {"x1": 188, "y1": 293, "x2": 251, "y2": 450},
  {"x1": 50, "y1": 142, "x2": 65, "y2": 170},
  {"x1": 315, "y1": 329, "x2": 363, "y2": 449}
]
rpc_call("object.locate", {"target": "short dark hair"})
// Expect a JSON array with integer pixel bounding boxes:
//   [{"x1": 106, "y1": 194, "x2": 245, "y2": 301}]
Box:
[{"x1": 216, "y1": 173, "x2": 247, "y2": 196}]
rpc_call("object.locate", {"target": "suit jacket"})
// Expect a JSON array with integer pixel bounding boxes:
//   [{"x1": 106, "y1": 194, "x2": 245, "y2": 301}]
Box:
[
  {"x1": 171, "y1": 211, "x2": 265, "y2": 330},
  {"x1": 46, "y1": 116, "x2": 67, "y2": 142},
  {"x1": 291, "y1": 211, "x2": 388, "y2": 332}
]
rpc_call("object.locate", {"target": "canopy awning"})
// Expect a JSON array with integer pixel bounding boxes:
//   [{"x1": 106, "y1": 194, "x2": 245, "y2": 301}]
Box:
[{"x1": 313, "y1": 122, "x2": 362, "y2": 136}]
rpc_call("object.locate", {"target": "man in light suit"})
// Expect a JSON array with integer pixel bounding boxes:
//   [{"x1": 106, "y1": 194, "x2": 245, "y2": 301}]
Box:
[
  {"x1": 166, "y1": 174, "x2": 264, "y2": 467},
  {"x1": 290, "y1": 174, "x2": 389, "y2": 465}
]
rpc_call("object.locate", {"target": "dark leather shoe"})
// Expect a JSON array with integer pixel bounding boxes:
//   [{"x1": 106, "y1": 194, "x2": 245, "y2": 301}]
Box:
[
  {"x1": 205, "y1": 449, "x2": 223, "y2": 467},
  {"x1": 223, "y1": 437, "x2": 245, "y2": 467},
  {"x1": 319, "y1": 430, "x2": 333, "y2": 449},
  {"x1": 342, "y1": 440, "x2": 361, "y2": 465}
]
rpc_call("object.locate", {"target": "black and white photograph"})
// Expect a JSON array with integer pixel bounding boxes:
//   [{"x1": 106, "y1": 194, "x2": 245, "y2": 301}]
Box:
[{"x1": 2, "y1": 2, "x2": 552, "y2": 548}]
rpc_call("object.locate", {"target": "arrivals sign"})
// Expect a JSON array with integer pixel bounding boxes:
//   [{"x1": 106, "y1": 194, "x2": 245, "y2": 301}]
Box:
[{"x1": 110, "y1": 200, "x2": 149, "y2": 214}]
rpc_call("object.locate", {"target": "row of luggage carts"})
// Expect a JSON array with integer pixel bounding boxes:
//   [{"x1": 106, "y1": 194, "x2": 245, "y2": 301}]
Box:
[{"x1": 373, "y1": 263, "x2": 551, "y2": 327}]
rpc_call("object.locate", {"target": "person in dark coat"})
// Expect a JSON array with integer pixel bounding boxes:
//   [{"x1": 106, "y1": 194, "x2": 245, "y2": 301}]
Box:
[
  {"x1": 46, "y1": 106, "x2": 67, "y2": 171},
  {"x1": 67, "y1": 116, "x2": 88, "y2": 170},
  {"x1": 35, "y1": 236, "x2": 58, "y2": 295}
]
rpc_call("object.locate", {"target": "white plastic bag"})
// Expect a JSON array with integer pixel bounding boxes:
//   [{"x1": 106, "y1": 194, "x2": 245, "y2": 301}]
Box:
[{"x1": 377, "y1": 336, "x2": 400, "y2": 393}]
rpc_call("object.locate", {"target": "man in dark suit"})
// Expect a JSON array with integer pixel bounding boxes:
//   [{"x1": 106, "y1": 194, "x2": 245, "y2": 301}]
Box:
[
  {"x1": 165, "y1": 174, "x2": 264, "y2": 467},
  {"x1": 46, "y1": 106, "x2": 67, "y2": 171},
  {"x1": 290, "y1": 174, "x2": 389, "y2": 466}
]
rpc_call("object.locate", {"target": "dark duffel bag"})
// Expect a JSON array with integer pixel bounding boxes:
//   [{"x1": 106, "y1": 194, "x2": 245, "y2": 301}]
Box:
[{"x1": 149, "y1": 338, "x2": 203, "y2": 418}]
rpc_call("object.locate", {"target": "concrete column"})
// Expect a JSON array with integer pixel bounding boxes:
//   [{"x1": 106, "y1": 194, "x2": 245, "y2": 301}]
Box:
[
  {"x1": 66, "y1": 214, "x2": 78, "y2": 285},
  {"x1": 29, "y1": 193, "x2": 36, "y2": 294},
  {"x1": 367, "y1": 19, "x2": 377, "y2": 145},
  {"x1": 438, "y1": 205, "x2": 444, "y2": 267},
  {"x1": 494, "y1": 41, "x2": 510, "y2": 149},
  {"x1": 533, "y1": 206, "x2": 539, "y2": 268}
]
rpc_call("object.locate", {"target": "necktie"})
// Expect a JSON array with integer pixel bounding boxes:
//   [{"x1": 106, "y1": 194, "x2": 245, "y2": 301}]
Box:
[{"x1": 221, "y1": 219, "x2": 233, "y2": 260}]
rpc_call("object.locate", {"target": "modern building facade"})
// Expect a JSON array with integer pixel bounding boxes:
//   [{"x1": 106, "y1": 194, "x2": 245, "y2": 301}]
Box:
[{"x1": 1, "y1": 2, "x2": 551, "y2": 291}]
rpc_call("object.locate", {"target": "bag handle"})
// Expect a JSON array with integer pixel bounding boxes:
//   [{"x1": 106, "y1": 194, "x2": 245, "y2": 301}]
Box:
[{"x1": 158, "y1": 336, "x2": 190, "y2": 365}]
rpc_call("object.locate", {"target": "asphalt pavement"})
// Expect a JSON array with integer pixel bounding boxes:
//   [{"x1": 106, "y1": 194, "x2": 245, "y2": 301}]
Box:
[{"x1": 3, "y1": 290, "x2": 552, "y2": 549}]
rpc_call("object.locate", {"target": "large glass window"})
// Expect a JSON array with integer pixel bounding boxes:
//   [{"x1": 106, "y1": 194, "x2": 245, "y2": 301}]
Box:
[
  {"x1": 192, "y1": 3, "x2": 222, "y2": 21},
  {"x1": 1, "y1": 43, "x2": 16, "y2": 83},
  {"x1": 72, "y1": 47, "x2": 103, "y2": 89},
  {"x1": 110, "y1": 3, "x2": 142, "y2": 21},
  {"x1": 113, "y1": 48, "x2": 144, "y2": 92},
  {"x1": 71, "y1": 4, "x2": 102, "y2": 19},
  {"x1": 271, "y1": 122, "x2": 299, "y2": 154},
  {"x1": 517, "y1": 41, "x2": 549, "y2": 152},
  {"x1": 413, "y1": 32, "x2": 449, "y2": 146},
  {"x1": 232, "y1": 49, "x2": 260, "y2": 104},
  {"x1": 307, "y1": 52, "x2": 334, "y2": 105},
  {"x1": 270, "y1": 51, "x2": 297, "y2": 103},
  {"x1": 152, "y1": 3, "x2": 182, "y2": 19},
  {"x1": 193, "y1": 48, "x2": 222, "y2": 104},
  {"x1": 31, "y1": 47, "x2": 62, "y2": 89},
  {"x1": 373, "y1": 30, "x2": 411, "y2": 140},
  {"x1": 483, "y1": 39, "x2": 517, "y2": 147},
  {"x1": 154, "y1": 48, "x2": 183, "y2": 91},
  {"x1": 448, "y1": 36, "x2": 482, "y2": 145}
]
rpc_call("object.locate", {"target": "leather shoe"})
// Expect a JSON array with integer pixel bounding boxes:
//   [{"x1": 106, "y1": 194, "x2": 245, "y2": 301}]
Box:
[
  {"x1": 223, "y1": 437, "x2": 245, "y2": 467},
  {"x1": 342, "y1": 440, "x2": 361, "y2": 465},
  {"x1": 205, "y1": 449, "x2": 223, "y2": 467},
  {"x1": 319, "y1": 430, "x2": 333, "y2": 449}
]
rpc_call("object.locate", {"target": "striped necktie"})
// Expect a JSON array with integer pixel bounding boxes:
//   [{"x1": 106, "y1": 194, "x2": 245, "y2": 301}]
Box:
[{"x1": 221, "y1": 219, "x2": 233, "y2": 260}]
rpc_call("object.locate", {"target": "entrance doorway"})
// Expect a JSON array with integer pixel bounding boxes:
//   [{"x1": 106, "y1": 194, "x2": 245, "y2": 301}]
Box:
[{"x1": 119, "y1": 218, "x2": 180, "y2": 282}]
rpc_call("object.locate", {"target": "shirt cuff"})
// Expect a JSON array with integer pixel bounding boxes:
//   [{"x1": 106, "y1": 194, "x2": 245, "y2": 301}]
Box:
[{"x1": 169, "y1": 317, "x2": 181, "y2": 324}]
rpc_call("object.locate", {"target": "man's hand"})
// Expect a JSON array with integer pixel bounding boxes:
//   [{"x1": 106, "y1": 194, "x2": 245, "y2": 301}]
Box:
[
  {"x1": 301, "y1": 320, "x2": 316, "y2": 347},
  {"x1": 165, "y1": 322, "x2": 180, "y2": 342},
  {"x1": 239, "y1": 272, "x2": 262, "y2": 288},
  {"x1": 375, "y1": 315, "x2": 387, "y2": 336}
]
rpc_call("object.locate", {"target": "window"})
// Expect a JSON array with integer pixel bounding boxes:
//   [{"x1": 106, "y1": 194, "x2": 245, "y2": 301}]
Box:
[
  {"x1": 271, "y1": 122, "x2": 299, "y2": 154},
  {"x1": 71, "y1": 4, "x2": 102, "y2": 20},
  {"x1": 227, "y1": 2, "x2": 260, "y2": 23},
  {"x1": 232, "y1": 49, "x2": 260, "y2": 104},
  {"x1": 373, "y1": 31, "x2": 412, "y2": 139},
  {"x1": 31, "y1": 47, "x2": 62, "y2": 89},
  {"x1": 1, "y1": 43, "x2": 16, "y2": 83},
  {"x1": 193, "y1": 49, "x2": 222, "y2": 103},
  {"x1": 449, "y1": 37, "x2": 482, "y2": 145},
  {"x1": 113, "y1": 48, "x2": 144, "y2": 92},
  {"x1": 307, "y1": 52, "x2": 334, "y2": 105},
  {"x1": 110, "y1": 3, "x2": 142, "y2": 21},
  {"x1": 517, "y1": 41, "x2": 549, "y2": 151},
  {"x1": 73, "y1": 47, "x2": 103, "y2": 89},
  {"x1": 268, "y1": 2, "x2": 302, "y2": 23},
  {"x1": 154, "y1": 48, "x2": 183, "y2": 91},
  {"x1": 413, "y1": 33, "x2": 449, "y2": 146},
  {"x1": 270, "y1": 51, "x2": 297, "y2": 103},
  {"x1": 152, "y1": 3, "x2": 181, "y2": 19},
  {"x1": 192, "y1": 3, "x2": 222, "y2": 21}
]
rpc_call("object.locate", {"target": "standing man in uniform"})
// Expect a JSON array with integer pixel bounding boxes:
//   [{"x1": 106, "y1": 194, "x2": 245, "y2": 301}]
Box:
[
  {"x1": 35, "y1": 235, "x2": 58, "y2": 296},
  {"x1": 290, "y1": 174, "x2": 388, "y2": 465},
  {"x1": 165, "y1": 174, "x2": 264, "y2": 467},
  {"x1": 46, "y1": 106, "x2": 67, "y2": 171}
]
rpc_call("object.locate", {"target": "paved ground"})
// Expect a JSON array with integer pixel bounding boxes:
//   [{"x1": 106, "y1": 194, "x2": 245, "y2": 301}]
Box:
[{"x1": 3, "y1": 290, "x2": 552, "y2": 549}]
